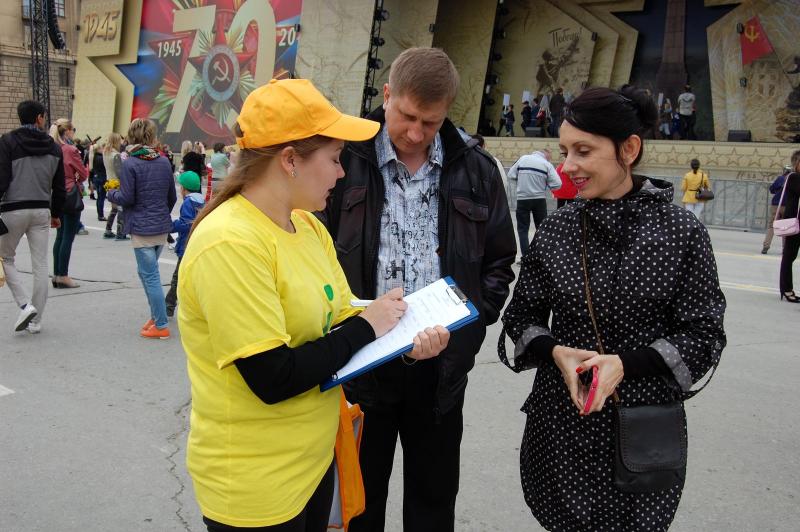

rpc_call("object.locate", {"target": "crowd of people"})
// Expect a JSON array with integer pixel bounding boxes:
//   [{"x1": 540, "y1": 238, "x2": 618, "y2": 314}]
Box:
[
  {"x1": 1, "y1": 45, "x2": 797, "y2": 532},
  {"x1": 0, "y1": 101, "x2": 232, "y2": 336},
  {"x1": 498, "y1": 84, "x2": 700, "y2": 141}
]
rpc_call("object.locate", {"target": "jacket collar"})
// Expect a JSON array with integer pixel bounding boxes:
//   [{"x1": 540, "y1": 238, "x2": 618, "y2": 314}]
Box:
[{"x1": 348, "y1": 106, "x2": 470, "y2": 169}]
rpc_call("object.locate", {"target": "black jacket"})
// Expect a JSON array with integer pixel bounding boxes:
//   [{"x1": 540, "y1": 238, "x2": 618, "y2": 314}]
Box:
[
  {"x1": 0, "y1": 127, "x2": 65, "y2": 218},
  {"x1": 320, "y1": 107, "x2": 516, "y2": 415}
]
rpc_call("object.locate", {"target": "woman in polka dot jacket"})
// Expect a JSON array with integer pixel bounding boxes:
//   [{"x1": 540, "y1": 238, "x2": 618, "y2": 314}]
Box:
[{"x1": 500, "y1": 86, "x2": 727, "y2": 532}]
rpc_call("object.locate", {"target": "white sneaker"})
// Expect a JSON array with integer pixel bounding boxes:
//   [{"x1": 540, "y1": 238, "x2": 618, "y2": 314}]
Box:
[
  {"x1": 27, "y1": 322, "x2": 41, "y2": 334},
  {"x1": 14, "y1": 304, "x2": 38, "y2": 332}
]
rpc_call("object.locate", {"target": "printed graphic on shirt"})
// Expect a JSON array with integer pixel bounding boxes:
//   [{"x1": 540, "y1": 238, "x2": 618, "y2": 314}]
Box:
[
  {"x1": 375, "y1": 127, "x2": 442, "y2": 295},
  {"x1": 322, "y1": 283, "x2": 334, "y2": 335}
]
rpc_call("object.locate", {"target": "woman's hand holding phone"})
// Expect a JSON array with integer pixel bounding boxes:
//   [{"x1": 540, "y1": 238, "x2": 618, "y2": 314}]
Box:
[
  {"x1": 553, "y1": 346, "x2": 599, "y2": 413},
  {"x1": 575, "y1": 354, "x2": 624, "y2": 415}
]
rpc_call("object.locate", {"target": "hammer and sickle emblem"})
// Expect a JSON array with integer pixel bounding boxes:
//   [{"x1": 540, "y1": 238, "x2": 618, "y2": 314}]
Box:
[
  {"x1": 744, "y1": 25, "x2": 759, "y2": 43},
  {"x1": 212, "y1": 59, "x2": 231, "y2": 84}
]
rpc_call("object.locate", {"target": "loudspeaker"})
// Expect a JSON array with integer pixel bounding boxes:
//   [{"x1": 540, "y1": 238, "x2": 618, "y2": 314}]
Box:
[
  {"x1": 525, "y1": 127, "x2": 544, "y2": 137},
  {"x1": 727, "y1": 129, "x2": 752, "y2": 142}
]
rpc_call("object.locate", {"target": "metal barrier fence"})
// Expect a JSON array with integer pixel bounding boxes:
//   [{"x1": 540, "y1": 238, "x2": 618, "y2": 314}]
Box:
[{"x1": 505, "y1": 174, "x2": 774, "y2": 232}]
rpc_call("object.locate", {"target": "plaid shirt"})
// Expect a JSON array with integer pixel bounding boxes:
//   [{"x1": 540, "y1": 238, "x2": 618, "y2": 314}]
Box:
[{"x1": 375, "y1": 125, "x2": 443, "y2": 295}]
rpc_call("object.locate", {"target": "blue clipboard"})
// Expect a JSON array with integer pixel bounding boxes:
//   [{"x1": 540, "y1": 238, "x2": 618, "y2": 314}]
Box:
[{"x1": 320, "y1": 277, "x2": 479, "y2": 391}]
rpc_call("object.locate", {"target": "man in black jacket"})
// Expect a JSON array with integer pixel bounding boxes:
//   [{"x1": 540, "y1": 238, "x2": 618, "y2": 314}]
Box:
[
  {"x1": 0, "y1": 100, "x2": 65, "y2": 333},
  {"x1": 321, "y1": 48, "x2": 516, "y2": 532}
]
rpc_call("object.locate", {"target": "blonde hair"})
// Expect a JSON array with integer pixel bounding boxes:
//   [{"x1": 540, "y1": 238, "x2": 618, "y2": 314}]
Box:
[
  {"x1": 192, "y1": 135, "x2": 334, "y2": 233},
  {"x1": 388, "y1": 47, "x2": 459, "y2": 105},
  {"x1": 180, "y1": 140, "x2": 193, "y2": 158},
  {"x1": 127, "y1": 118, "x2": 157, "y2": 146},
  {"x1": 104, "y1": 132, "x2": 123, "y2": 153},
  {"x1": 48, "y1": 118, "x2": 73, "y2": 145}
]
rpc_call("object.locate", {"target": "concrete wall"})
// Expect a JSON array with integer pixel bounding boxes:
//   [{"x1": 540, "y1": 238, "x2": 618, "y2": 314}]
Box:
[
  {"x1": 295, "y1": 0, "x2": 374, "y2": 117},
  {"x1": 484, "y1": 136, "x2": 800, "y2": 182},
  {"x1": 372, "y1": 0, "x2": 439, "y2": 91},
  {"x1": 432, "y1": 0, "x2": 496, "y2": 132}
]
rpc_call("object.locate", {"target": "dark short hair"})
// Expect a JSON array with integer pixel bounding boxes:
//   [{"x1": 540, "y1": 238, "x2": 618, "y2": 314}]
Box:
[
  {"x1": 564, "y1": 85, "x2": 658, "y2": 169},
  {"x1": 213, "y1": 142, "x2": 225, "y2": 153},
  {"x1": 470, "y1": 133, "x2": 485, "y2": 148},
  {"x1": 17, "y1": 100, "x2": 45, "y2": 125}
]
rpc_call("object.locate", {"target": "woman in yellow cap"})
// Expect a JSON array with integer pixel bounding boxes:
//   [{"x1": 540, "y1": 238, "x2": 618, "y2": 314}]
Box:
[{"x1": 178, "y1": 78, "x2": 450, "y2": 532}]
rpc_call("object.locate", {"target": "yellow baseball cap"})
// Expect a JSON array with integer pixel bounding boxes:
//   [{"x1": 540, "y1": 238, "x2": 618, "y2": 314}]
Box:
[{"x1": 235, "y1": 79, "x2": 380, "y2": 148}]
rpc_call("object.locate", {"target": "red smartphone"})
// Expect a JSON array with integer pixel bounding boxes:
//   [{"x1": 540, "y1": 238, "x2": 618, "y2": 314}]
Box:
[{"x1": 583, "y1": 366, "x2": 599, "y2": 415}]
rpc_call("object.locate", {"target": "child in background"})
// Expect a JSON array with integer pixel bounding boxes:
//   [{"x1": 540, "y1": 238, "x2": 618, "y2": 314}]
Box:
[{"x1": 165, "y1": 171, "x2": 205, "y2": 318}]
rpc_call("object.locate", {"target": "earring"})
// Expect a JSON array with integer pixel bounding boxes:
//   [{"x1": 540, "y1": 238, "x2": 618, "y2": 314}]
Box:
[{"x1": 291, "y1": 169, "x2": 297, "y2": 178}]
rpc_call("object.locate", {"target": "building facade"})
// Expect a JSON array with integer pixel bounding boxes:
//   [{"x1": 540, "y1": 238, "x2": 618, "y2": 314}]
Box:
[{"x1": 0, "y1": 0, "x2": 80, "y2": 132}]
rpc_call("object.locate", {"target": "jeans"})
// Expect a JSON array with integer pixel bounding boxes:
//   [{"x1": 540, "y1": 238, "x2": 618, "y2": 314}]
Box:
[
  {"x1": 0, "y1": 209, "x2": 50, "y2": 323},
  {"x1": 684, "y1": 202, "x2": 705, "y2": 219},
  {"x1": 516, "y1": 198, "x2": 548, "y2": 257},
  {"x1": 780, "y1": 234, "x2": 800, "y2": 293},
  {"x1": 165, "y1": 257, "x2": 182, "y2": 311},
  {"x1": 134, "y1": 245, "x2": 168, "y2": 329},
  {"x1": 93, "y1": 178, "x2": 107, "y2": 218},
  {"x1": 53, "y1": 212, "x2": 80, "y2": 276},
  {"x1": 505, "y1": 121, "x2": 515, "y2": 136}
]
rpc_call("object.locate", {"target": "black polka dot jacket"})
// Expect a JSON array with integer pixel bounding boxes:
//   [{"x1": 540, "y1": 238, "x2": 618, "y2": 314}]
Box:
[{"x1": 501, "y1": 177, "x2": 726, "y2": 531}]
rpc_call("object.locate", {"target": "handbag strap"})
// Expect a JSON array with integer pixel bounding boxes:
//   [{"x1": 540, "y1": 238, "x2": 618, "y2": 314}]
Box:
[
  {"x1": 775, "y1": 173, "x2": 800, "y2": 223},
  {"x1": 579, "y1": 212, "x2": 619, "y2": 403},
  {"x1": 692, "y1": 171, "x2": 708, "y2": 192},
  {"x1": 579, "y1": 212, "x2": 605, "y2": 356},
  {"x1": 579, "y1": 211, "x2": 719, "y2": 402}
]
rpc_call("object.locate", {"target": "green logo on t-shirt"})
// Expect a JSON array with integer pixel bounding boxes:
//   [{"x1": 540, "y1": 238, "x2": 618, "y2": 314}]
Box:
[{"x1": 322, "y1": 284, "x2": 334, "y2": 335}]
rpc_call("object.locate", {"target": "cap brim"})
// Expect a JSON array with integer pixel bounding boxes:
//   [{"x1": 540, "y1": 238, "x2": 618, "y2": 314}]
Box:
[{"x1": 319, "y1": 113, "x2": 380, "y2": 142}]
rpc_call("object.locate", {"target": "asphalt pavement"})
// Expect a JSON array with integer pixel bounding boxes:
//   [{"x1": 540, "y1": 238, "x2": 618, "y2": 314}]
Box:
[{"x1": 1, "y1": 200, "x2": 798, "y2": 532}]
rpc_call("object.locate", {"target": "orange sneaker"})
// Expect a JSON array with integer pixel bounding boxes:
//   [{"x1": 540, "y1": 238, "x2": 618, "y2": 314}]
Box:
[
  {"x1": 141, "y1": 319, "x2": 155, "y2": 332},
  {"x1": 141, "y1": 326, "x2": 170, "y2": 340}
]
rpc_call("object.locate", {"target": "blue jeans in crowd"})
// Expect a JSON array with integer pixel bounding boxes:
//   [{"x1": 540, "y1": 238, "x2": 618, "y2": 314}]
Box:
[
  {"x1": 134, "y1": 245, "x2": 168, "y2": 329},
  {"x1": 53, "y1": 212, "x2": 80, "y2": 276}
]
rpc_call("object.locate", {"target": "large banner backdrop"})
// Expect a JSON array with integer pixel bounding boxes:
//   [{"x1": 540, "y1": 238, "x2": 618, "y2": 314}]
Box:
[{"x1": 115, "y1": 0, "x2": 301, "y2": 147}]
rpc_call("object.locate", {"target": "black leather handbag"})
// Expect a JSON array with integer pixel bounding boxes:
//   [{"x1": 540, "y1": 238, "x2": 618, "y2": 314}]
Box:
[
  {"x1": 612, "y1": 399, "x2": 687, "y2": 492},
  {"x1": 579, "y1": 211, "x2": 717, "y2": 493},
  {"x1": 63, "y1": 178, "x2": 85, "y2": 214},
  {"x1": 694, "y1": 172, "x2": 715, "y2": 201}
]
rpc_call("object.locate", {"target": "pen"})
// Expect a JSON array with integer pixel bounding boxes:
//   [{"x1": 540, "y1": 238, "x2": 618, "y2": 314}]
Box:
[{"x1": 350, "y1": 299, "x2": 373, "y2": 307}]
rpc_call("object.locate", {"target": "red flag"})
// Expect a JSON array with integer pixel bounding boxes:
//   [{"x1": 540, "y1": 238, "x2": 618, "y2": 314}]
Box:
[{"x1": 741, "y1": 16, "x2": 774, "y2": 66}]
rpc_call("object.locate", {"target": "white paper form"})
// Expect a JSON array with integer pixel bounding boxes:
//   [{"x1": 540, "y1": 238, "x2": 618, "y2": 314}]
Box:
[{"x1": 332, "y1": 279, "x2": 471, "y2": 381}]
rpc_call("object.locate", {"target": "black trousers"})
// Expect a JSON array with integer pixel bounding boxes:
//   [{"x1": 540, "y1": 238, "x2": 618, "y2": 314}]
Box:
[
  {"x1": 347, "y1": 358, "x2": 465, "y2": 532},
  {"x1": 165, "y1": 257, "x2": 182, "y2": 311},
  {"x1": 203, "y1": 461, "x2": 335, "y2": 532},
  {"x1": 679, "y1": 113, "x2": 696, "y2": 140},
  {"x1": 92, "y1": 178, "x2": 107, "y2": 218},
  {"x1": 516, "y1": 198, "x2": 548, "y2": 257},
  {"x1": 780, "y1": 234, "x2": 800, "y2": 293}
]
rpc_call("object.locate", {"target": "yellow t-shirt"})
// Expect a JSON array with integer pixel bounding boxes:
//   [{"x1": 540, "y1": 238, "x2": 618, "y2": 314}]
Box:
[{"x1": 177, "y1": 194, "x2": 360, "y2": 527}]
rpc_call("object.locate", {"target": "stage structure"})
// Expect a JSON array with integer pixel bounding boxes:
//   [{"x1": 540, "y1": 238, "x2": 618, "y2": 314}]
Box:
[
  {"x1": 29, "y1": 0, "x2": 67, "y2": 124},
  {"x1": 73, "y1": 0, "x2": 800, "y2": 145}
]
